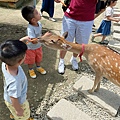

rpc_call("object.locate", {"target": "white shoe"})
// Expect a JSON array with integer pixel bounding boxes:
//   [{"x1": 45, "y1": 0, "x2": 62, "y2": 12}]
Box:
[
  {"x1": 70, "y1": 57, "x2": 78, "y2": 70},
  {"x1": 58, "y1": 61, "x2": 65, "y2": 74},
  {"x1": 49, "y1": 17, "x2": 56, "y2": 22}
]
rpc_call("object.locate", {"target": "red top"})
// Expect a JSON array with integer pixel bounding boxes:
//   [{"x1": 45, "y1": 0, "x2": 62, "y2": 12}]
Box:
[{"x1": 65, "y1": 0, "x2": 97, "y2": 21}]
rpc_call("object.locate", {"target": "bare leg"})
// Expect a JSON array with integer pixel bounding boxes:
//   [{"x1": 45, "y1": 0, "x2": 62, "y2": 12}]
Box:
[
  {"x1": 101, "y1": 35, "x2": 106, "y2": 41},
  {"x1": 28, "y1": 64, "x2": 34, "y2": 69},
  {"x1": 60, "y1": 50, "x2": 67, "y2": 59},
  {"x1": 36, "y1": 62, "x2": 40, "y2": 67},
  {"x1": 94, "y1": 33, "x2": 102, "y2": 38}
]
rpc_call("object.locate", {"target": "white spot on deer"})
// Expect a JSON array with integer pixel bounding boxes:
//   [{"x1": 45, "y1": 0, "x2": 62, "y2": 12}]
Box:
[
  {"x1": 101, "y1": 58, "x2": 107, "y2": 65},
  {"x1": 91, "y1": 54, "x2": 93, "y2": 57},
  {"x1": 107, "y1": 61, "x2": 110, "y2": 65},
  {"x1": 104, "y1": 52, "x2": 106, "y2": 54},
  {"x1": 114, "y1": 58, "x2": 117, "y2": 61},
  {"x1": 109, "y1": 74, "x2": 111, "y2": 77},
  {"x1": 116, "y1": 63, "x2": 118, "y2": 68},
  {"x1": 94, "y1": 58, "x2": 97, "y2": 62}
]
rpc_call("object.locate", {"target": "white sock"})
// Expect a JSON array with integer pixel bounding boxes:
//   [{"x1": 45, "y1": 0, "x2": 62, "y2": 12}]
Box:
[{"x1": 60, "y1": 58, "x2": 64, "y2": 62}]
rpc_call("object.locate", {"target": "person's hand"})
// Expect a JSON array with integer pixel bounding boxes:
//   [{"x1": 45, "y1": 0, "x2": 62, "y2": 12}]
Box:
[
  {"x1": 20, "y1": 36, "x2": 31, "y2": 43},
  {"x1": 16, "y1": 108, "x2": 24, "y2": 116},
  {"x1": 54, "y1": 0, "x2": 61, "y2": 3},
  {"x1": 115, "y1": 19, "x2": 120, "y2": 22}
]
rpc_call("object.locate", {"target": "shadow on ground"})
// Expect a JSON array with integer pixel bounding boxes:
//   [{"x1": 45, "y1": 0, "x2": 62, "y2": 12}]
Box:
[{"x1": 0, "y1": 23, "x2": 65, "y2": 120}]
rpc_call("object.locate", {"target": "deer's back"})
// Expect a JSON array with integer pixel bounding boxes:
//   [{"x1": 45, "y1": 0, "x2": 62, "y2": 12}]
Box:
[{"x1": 86, "y1": 44, "x2": 120, "y2": 86}]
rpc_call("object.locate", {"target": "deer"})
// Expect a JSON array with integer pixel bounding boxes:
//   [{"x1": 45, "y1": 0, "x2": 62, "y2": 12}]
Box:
[
  {"x1": 37, "y1": 31, "x2": 120, "y2": 91},
  {"x1": 35, "y1": 32, "x2": 120, "y2": 116}
]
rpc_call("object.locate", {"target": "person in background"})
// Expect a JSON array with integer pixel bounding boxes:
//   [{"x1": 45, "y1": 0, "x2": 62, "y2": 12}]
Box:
[
  {"x1": 91, "y1": 0, "x2": 120, "y2": 42},
  {"x1": 62, "y1": 0, "x2": 71, "y2": 12},
  {"x1": 57, "y1": 0, "x2": 97, "y2": 74},
  {"x1": 0, "y1": 37, "x2": 34, "y2": 120},
  {"x1": 40, "y1": 0, "x2": 61, "y2": 22},
  {"x1": 21, "y1": 5, "x2": 50, "y2": 79},
  {"x1": 95, "y1": 0, "x2": 108, "y2": 19}
]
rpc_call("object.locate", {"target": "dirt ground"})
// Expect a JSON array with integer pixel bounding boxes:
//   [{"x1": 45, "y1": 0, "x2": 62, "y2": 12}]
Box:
[
  {"x1": 0, "y1": 0, "x2": 85, "y2": 119},
  {"x1": 1, "y1": 0, "x2": 120, "y2": 119}
]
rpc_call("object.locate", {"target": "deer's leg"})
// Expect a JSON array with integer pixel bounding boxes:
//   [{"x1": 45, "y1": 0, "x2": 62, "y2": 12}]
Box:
[
  {"x1": 115, "y1": 106, "x2": 120, "y2": 117},
  {"x1": 88, "y1": 73, "x2": 102, "y2": 94},
  {"x1": 94, "y1": 82, "x2": 101, "y2": 92}
]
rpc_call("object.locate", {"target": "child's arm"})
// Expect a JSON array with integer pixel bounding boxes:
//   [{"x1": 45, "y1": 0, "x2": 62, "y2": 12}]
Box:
[
  {"x1": 113, "y1": 14, "x2": 120, "y2": 17},
  {"x1": 27, "y1": 32, "x2": 53, "y2": 44},
  {"x1": 19, "y1": 36, "x2": 31, "y2": 43},
  {"x1": 107, "y1": 16, "x2": 120, "y2": 22},
  {"x1": 10, "y1": 96, "x2": 24, "y2": 116}
]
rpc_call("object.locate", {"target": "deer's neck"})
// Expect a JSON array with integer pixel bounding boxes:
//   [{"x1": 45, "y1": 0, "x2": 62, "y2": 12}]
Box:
[{"x1": 65, "y1": 41, "x2": 90, "y2": 57}]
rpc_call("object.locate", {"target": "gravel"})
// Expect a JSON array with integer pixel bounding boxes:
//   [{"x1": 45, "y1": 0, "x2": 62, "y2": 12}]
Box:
[{"x1": 30, "y1": 60, "x2": 120, "y2": 120}]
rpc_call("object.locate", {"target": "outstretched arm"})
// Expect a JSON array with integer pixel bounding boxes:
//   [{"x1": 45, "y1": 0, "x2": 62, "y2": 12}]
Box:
[
  {"x1": 107, "y1": 16, "x2": 120, "y2": 22},
  {"x1": 19, "y1": 36, "x2": 31, "y2": 43}
]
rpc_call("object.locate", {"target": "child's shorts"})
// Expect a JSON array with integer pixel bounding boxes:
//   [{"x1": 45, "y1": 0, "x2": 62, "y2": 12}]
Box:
[
  {"x1": 5, "y1": 100, "x2": 30, "y2": 120},
  {"x1": 24, "y1": 47, "x2": 43, "y2": 65}
]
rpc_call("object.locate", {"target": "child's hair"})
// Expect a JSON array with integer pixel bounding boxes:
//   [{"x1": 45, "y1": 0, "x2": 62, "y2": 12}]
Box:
[
  {"x1": 0, "y1": 40, "x2": 27, "y2": 66},
  {"x1": 21, "y1": 5, "x2": 35, "y2": 23},
  {"x1": 107, "y1": 0, "x2": 117, "y2": 6}
]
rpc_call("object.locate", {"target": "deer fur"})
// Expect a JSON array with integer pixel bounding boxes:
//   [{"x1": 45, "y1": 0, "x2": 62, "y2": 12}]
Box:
[{"x1": 39, "y1": 32, "x2": 120, "y2": 94}]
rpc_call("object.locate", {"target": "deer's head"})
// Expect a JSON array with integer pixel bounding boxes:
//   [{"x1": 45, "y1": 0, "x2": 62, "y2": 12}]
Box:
[{"x1": 39, "y1": 32, "x2": 72, "y2": 50}]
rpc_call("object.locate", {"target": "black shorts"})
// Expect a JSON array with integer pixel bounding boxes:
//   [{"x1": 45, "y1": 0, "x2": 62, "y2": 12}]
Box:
[{"x1": 95, "y1": 1, "x2": 106, "y2": 14}]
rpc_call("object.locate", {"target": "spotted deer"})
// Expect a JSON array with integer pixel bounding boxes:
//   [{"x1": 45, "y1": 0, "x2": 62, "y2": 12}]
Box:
[
  {"x1": 38, "y1": 32, "x2": 120, "y2": 91},
  {"x1": 36, "y1": 32, "x2": 120, "y2": 116}
]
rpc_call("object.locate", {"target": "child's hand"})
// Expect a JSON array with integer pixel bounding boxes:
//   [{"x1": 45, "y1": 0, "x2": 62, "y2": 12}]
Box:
[
  {"x1": 16, "y1": 108, "x2": 24, "y2": 116},
  {"x1": 115, "y1": 19, "x2": 120, "y2": 22},
  {"x1": 20, "y1": 36, "x2": 31, "y2": 43},
  {"x1": 28, "y1": 38, "x2": 38, "y2": 44}
]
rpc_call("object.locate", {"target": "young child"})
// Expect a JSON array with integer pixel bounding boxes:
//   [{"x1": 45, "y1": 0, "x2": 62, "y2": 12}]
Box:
[
  {"x1": 92, "y1": 0, "x2": 120, "y2": 42},
  {"x1": 21, "y1": 5, "x2": 47, "y2": 79},
  {"x1": 0, "y1": 37, "x2": 33, "y2": 120}
]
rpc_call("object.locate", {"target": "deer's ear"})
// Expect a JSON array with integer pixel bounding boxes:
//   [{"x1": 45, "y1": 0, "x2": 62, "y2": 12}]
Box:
[{"x1": 62, "y1": 32, "x2": 68, "y2": 39}]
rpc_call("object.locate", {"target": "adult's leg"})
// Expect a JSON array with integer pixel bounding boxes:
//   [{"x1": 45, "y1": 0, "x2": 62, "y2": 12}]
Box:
[
  {"x1": 41, "y1": 0, "x2": 49, "y2": 12},
  {"x1": 58, "y1": 16, "x2": 75, "y2": 73},
  {"x1": 48, "y1": 0, "x2": 54, "y2": 18}
]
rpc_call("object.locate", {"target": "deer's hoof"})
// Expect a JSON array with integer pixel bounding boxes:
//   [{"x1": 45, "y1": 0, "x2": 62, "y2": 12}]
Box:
[
  {"x1": 94, "y1": 88, "x2": 99, "y2": 92},
  {"x1": 87, "y1": 89, "x2": 94, "y2": 94}
]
